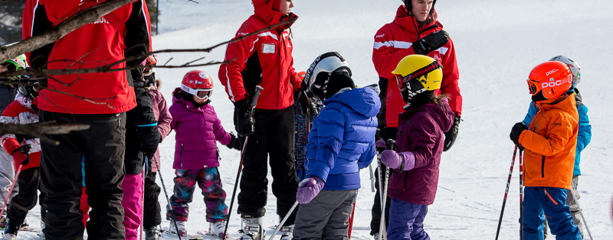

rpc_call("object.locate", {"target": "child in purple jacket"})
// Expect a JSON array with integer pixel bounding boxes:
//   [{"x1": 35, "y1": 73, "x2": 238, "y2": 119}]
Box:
[
  {"x1": 378, "y1": 55, "x2": 453, "y2": 240},
  {"x1": 167, "y1": 70, "x2": 241, "y2": 238}
]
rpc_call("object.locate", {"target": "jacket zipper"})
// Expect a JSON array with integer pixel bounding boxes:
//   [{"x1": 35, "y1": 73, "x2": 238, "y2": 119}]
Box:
[
  {"x1": 403, "y1": 172, "x2": 408, "y2": 191},
  {"x1": 180, "y1": 143, "x2": 184, "y2": 168},
  {"x1": 541, "y1": 156, "x2": 545, "y2": 178}
]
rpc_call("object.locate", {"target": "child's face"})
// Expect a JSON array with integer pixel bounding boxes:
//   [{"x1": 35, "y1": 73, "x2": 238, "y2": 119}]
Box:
[
  {"x1": 411, "y1": 0, "x2": 434, "y2": 22},
  {"x1": 279, "y1": 0, "x2": 294, "y2": 15},
  {"x1": 192, "y1": 90, "x2": 211, "y2": 104}
]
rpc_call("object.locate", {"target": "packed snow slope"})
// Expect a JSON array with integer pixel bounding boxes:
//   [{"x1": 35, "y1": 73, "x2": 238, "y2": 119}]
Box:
[{"x1": 18, "y1": 0, "x2": 613, "y2": 239}]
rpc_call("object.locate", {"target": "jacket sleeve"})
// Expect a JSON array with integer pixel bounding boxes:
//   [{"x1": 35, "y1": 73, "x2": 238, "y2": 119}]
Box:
[
  {"x1": 522, "y1": 102, "x2": 538, "y2": 127},
  {"x1": 27, "y1": 0, "x2": 54, "y2": 72},
  {"x1": 357, "y1": 140, "x2": 376, "y2": 169},
  {"x1": 211, "y1": 110, "x2": 232, "y2": 146},
  {"x1": 372, "y1": 26, "x2": 413, "y2": 81},
  {"x1": 155, "y1": 91, "x2": 172, "y2": 142},
  {"x1": 124, "y1": 0, "x2": 151, "y2": 81},
  {"x1": 218, "y1": 23, "x2": 259, "y2": 103},
  {"x1": 576, "y1": 105, "x2": 592, "y2": 153},
  {"x1": 439, "y1": 39, "x2": 462, "y2": 117},
  {"x1": 408, "y1": 115, "x2": 436, "y2": 169},
  {"x1": 306, "y1": 108, "x2": 345, "y2": 182},
  {"x1": 134, "y1": 89, "x2": 160, "y2": 155},
  {"x1": 169, "y1": 104, "x2": 179, "y2": 131},
  {"x1": 519, "y1": 111, "x2": 577, "y2": 157},
  {"x1": 0, "y1": 104, "x2": 21, "y2": 155}
]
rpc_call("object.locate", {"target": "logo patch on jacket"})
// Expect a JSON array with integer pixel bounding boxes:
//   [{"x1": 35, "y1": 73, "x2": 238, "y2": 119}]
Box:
[{"x1": 262, "y1": 44, "x2": 275, "y2": 54}]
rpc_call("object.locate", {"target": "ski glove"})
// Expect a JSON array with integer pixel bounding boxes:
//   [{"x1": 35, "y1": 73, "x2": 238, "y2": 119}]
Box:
[
  {"x1": 12, "y1": 145, "x2": 31, "y2": 166},
  {"x1": 443, "y1": 115, "x2": 461, "y2": 152},
  {"x1": 296, "y1": 176, "x2": 324, "y2": 204},
  {"x1": 227, "y1": 133, "x2": 242, "y2": 151},
  {"x1": 510, "y1": 122, "x2": 528, "y2": 146},
  {"x1": 233, "y1": 98, "x2": 255, "y2": 137},
  {"x1": 381, "y1": 150, "x2": 415, "y2": 172},
  {"x1": 413, "y1": 30, "x2": 450, "y2": 55}
]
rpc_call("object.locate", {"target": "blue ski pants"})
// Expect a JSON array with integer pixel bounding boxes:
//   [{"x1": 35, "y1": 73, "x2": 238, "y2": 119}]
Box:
[
  {"x1": 523, "y1": 187, "x2": 581, "y2": 240},
  {"x1": 387, "y1": 198, "x2": 429, "y2": 240}
]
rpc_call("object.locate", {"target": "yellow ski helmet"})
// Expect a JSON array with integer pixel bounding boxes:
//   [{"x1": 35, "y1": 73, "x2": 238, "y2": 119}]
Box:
[{"x1": 392, "y1": 54, "x2": 443, "y2": 91}]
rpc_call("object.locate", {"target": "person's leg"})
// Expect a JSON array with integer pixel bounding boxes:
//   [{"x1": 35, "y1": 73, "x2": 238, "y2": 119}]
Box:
[
  {"x1": 167, "y1": 169, "x2": 198, "y2": 222},
  {"x1": 6, "y1": 168, "x2": 40, "y2": 226},
  {"x1": 40, "y1": 111, "x2": 88, "y2": 240},
  {"x1": 0, "y1": 150, "x2": 17, "y2": 208},
  {"x1": 143, "y1": 172, "x2": 161, "y2": 228},
  {"x1": 121, "y1": 173, "x2": 144, "y2": 240},
  {"x1": 321, "y1": 190, "x2": 358, "y2": 240},
  {"x1": 541, "y1": 187, "x2": 581, "y2": 240},
  {"x1": 80, "y1": 187, "x2": 89, "y2": 227},
  {"x1": 83, "y1": 112, "x2": 127, "y2": 240},
  {"x1": 408, "y1": 204, "x2": 429, "y2": 240},
  {"x1": 199, "y1": 168, "x2": 228, "y2": 222},
  {"x1": 267, "y1": 107, "x2": 299, "y2": 226},
  {"x1": 292, "y1": 190, "x2": 341, "y2": 240},
  {"x1": 370, "y1": 166, "x2": 392, "y2": 237},
  {"x1": 566, "y1": 175, "x2": 583, "y2": 237},
  {"x1": 237, "y1": 110, "x2": 273, "y2": 218},
  {"x1": 387, "y1": 198, "x2": 425, "y2": 240},
  {"x1": 522, "y1": 187, "x2": 546, "y2": 240}
]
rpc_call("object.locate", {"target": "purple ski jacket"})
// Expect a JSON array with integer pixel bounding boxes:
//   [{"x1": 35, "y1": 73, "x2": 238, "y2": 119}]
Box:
[
  {"x1": 169, "y1": 88, "x2": 232, "y2": 170},
  {"x1": 148, "y1": 83, "x2": 172, "y2": 172},
  {"x1": 387, "y1": 98, "x2": 454, "y2": 206}
]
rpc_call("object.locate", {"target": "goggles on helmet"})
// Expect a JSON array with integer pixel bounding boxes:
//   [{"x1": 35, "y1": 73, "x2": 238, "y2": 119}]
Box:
[{"x1": 181, "y1": 83, "x2": 213, "y2": 101}]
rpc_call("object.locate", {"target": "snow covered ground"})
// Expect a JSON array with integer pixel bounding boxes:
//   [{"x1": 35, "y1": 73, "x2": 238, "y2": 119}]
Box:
[{"x1": 16, "y1": 0, "x2": 613, "y2": 239}]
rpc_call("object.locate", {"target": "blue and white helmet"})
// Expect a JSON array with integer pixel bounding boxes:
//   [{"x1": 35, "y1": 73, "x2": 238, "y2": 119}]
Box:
[{"x1": 549, "y1": 55, "x2": 581, "y2": 87}]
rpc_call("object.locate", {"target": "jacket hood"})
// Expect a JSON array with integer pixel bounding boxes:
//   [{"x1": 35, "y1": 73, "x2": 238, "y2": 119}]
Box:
[
  {"x1": 404, "y1": 97, "x2": 453, "y2": 132},
  {"x1": 252, "y1": 0, "x2": 297, "y2": 29},
  {"x1": 172, "y1": 87, "x2": 198, "y2": 110},
  {"x1": 393, "y1": 5, "x2": 441, "y2": 35},
  {"x1": 536, "y1": 93, "x2": 575, "y2": 112},
  {"x1": 324, "y1": 87, "x2": 381, "y2": 118}
]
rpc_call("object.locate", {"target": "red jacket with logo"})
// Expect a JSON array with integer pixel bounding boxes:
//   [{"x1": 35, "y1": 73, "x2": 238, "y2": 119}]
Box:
[
  {"x1": 24, "y1": 0, "x2": 152, "y2": 114},
  {"x1": 218, "y1": 0, "x2": 301, "y2": 110},
  {"x1": 373, "y1": 6, "x2": 461, "y2": 128}
]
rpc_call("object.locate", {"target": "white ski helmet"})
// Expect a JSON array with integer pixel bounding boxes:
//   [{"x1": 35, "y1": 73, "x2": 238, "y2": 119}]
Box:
[
  {"x1": 304, "y1": 52, "x2": 352, "y2": 100},
  {"x1": 549, "y1": 55, "x2": 581, "y2": 87}
]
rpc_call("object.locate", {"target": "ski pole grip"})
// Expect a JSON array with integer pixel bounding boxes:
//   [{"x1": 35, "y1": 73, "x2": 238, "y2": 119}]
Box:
[
  {"x1": 386, "y1": 139, "x2": 396, "y2": 151},
  {"x1": 251, "y1": 85, "x2": 264, "y2": 109}
]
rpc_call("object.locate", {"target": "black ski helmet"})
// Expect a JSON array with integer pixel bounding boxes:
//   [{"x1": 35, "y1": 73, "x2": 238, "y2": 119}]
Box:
[
  {"x1": 304, "y1": 52, "x2": 353, "y2": 101},
  {"x1": 403, "y1": 0, "x2": 437, "y2": 15}
]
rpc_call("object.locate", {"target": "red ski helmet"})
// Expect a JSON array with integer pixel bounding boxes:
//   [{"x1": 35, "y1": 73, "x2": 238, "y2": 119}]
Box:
[
  {"x1": 526, "y1": 61, "x2": 572, "y2": 100},
  {"x1": 181, "y1": 70, "x2": 214, "y2": 100}
]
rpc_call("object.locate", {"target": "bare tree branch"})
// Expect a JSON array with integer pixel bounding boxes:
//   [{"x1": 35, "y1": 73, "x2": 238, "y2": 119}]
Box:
[
  {"x1": 0, "y1": 122, "x2": 90, "y2": 145},
  {"x1": 0, "y1": 0, "x2": 134, "y2": 63}
]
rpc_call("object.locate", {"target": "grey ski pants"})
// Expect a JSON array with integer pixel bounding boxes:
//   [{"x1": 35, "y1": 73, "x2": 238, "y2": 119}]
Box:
[
  {"x1": 0, "y1": 149, "x2": 17, "y2": 208},
  {"x1": 293, "y1": 189, "x2": 358, "y2": 240}
]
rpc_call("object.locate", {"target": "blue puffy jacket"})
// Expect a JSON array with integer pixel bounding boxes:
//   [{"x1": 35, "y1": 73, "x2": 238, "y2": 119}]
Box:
[
  {"x1": 305, "y1": 86, "x2": 380, "y2": 190},
  {"x1": 522, "y1": 89, "x2": 592, "y2": 175}
]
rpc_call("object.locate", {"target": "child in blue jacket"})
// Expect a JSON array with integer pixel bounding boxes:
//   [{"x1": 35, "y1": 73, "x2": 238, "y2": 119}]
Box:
[
  {"x1": 522, "y1": 55, "x2": 591, "y2": 238},
  {"x1": 293, "y1": 52, "x2": 380, "y2": 240}
]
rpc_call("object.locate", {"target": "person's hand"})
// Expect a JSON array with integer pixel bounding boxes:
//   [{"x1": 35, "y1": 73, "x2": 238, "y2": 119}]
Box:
[
  {"x1": 510, "y1": 122, "x2": 528, "y2": 146},
  {"x1": 443, "y1": 115, "x2": 461, "y2": 151},
  {"x1": 233, "y1": 98, "x2": 254, "y2": 137},
  {"x1": 12, "y1": 145, "x2": 31, "y2": 166},
  {"x1": 227, "y1": 133, "x2": 243, "y2": 151},
  {"x1": 296, "y1": 176, "x2": 324, "y2": 204},
  {"x1": 381, "y1": 150, "x2": 415, "y2": 171},
  {"x1": 413, "y1": 30, "x2": 449, "y2": 55}
]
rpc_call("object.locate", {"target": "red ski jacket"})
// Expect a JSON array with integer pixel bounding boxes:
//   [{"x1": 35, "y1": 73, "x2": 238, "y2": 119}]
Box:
[
  {"x1": 0, "y1": 95, "x2": 42, "y2": 170},
  {"x1": 373, "y1": 6, "x2": 461, "y2": 128},
  {"x1": 24, "y1": 0, "x2": 152, "y2": 114},
  {"x1": 218, "y1": 0, "x2": 301, "y2": 110}
]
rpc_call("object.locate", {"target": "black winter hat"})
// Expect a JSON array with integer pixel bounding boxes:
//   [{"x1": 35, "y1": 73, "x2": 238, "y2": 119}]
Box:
[
  {"x1": 324, "y1": 71, "x2": 355, "y2": 100},
  {"x1": 404, "y1": 0, "x2": 437, "y2": 15}
]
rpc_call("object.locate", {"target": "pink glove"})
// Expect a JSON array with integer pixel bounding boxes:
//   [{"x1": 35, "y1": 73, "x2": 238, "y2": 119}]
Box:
[
  {"x1": 296, "y1": 176, "x2": 324, "y2": 204},
  {"x1": 375, "y1": 138, "x2": 388, "y2": 149},
  {"x1": 381, "y1": 150, "x2": 415, "y2": 171}
]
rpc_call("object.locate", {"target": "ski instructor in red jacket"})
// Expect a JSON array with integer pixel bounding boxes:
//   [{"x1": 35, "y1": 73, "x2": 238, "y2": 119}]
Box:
[
  {"x1": 218, "y1": 0, "x2": 301, "y2": 239},
  {"x1": 23, "y1": 0, "x2": 152, "y2": 239},
  {"x1": 369, "y1": 0, "x2": 462, "y2": 237}
]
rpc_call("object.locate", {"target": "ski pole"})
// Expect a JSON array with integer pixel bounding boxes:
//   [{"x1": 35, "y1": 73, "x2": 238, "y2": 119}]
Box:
[
  {"x1": 0, "y1": 164, "x2": 23, "y2": 218},
  {"x1": 369, "y1": 164, "x2": 375, "y2": 192},
  {"x1": 519, "y1": 148, "x2": 524, "y2": 240},
  {"x1": 223, "y1": 85, "x2": 263, "y2": 239},
  {"x1": 376, "y1": 158, "x2": 385, "y2": 240},
  {"x1": 268, "y1": 201, "x2": 299, "y2": 240},
  {"x1": 378, "y1": 139, "x2": 396, "y2": 240},
  {"x1": 348, "y1": 201, "x2": 356, "y2": 238},
  {"x1": 494, "y1": 145, "x2": 517, "y2": 240},
  {"x1": 569, "y1": 188, "x2": 593, "y2": 240},
  {"x1": 152, "y1": 155, "x2": 182, "y2": 240}
]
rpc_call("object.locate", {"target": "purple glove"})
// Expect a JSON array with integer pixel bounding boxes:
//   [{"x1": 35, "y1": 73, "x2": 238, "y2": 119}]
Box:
[
  {"x1": 381, "y1": 150, "x2": 416, "y2": 171},
  {"x1": 296, "y1": 176, "x2": 324, "y2": 204},
  {"x1": 375, "y1": 138, "x2": 388, "y2": 149}
]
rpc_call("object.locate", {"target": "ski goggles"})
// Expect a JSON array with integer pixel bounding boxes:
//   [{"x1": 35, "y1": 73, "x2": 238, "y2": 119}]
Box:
[
  {"x1": 526, "y1": 79, "x2": 540, "y2": 95},
  {"x1": 142, "y1": 55, "x2": 158, "y2": 76},
  {"x1": 194, "y1": 90, "x2": 212, "y2": 100}
]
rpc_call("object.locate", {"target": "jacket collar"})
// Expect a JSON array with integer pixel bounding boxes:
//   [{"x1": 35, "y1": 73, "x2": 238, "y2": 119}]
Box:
[
  {"x1": 252, "y1": 0, "x2": 296, "y2": 32},
  {"x1": 536, "y1": 93, "x2": 576, "y2": 112},
  {"x1": 393, "y1": 5, "x2": 441, "y2": 36}
]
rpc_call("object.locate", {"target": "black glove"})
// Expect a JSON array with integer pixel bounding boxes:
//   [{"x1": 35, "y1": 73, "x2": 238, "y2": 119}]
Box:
[
  {"x1": 294, "y1": 89, "x2": 310, "y2": 114},
  {"x1": 510, "y1": 122, "x2": 528, "y2": 146},
  {"x1": 443, "y1": 115, "x2": 461, "y2": 152},
  {"x1": 233, "y1": 98, "x2": 255, "y2": 137},
  {"x1": 227, "y1": 133, "x2": 243, "y2": 151},
  {"x1": 413, "y1": 30, "x2": 450, "y2": 55},
  {"x1": 12, "y1": 145, "x2": 31, "y2": 166}
]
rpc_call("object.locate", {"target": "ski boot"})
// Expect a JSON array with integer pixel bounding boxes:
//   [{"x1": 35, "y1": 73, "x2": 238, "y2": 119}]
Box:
[
  {"x1": 3, "y1": 218, "x2": 19, "y2": 240},
  {"x1": 145, "y1": 225, "x2": 161, "y2": 240},
  {"x1": 168, "y1": 220, "x2": 187, "y2": 238},
  {"x1": 209, "y1": 221, "x2": 228, "y2": 239},
  {"x1": 279, "y1": 225, "x2": 293, "y2": 240},
  {"x1": 239, "y1": 216, "x2": 264, "y2": 240}
]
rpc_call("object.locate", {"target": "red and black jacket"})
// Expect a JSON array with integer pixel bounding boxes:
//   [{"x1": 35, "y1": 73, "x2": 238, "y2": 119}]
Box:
[
  {"x1": 23, "y1": 0, "x2": 152, "y2": 114},
  {"x1": 373, "y1": 6, "x2": 461, "y2": 128}
]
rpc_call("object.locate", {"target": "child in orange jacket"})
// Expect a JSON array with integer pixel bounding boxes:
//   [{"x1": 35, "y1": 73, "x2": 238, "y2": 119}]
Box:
[{"x1": 509, "y1": 61, "x2": 581, "y2": 240}]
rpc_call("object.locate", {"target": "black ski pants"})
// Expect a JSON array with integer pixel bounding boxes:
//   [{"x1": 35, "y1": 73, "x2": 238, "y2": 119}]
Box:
[
  {"x1": 143, "y1": 172, "x2": 161, "y2": 228},
  {"x1": 40, "y1": 111, "x2": 126, "y2": 240},
  {"x1": 6, "y1": 167, "x2": 45, "y2": 226},
  {"x1": 370, "y1": 127, "x2": 397, "y2": 236},
  {"x1": 237, "y1": 106, "x2": 299, "y2": 226}
]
